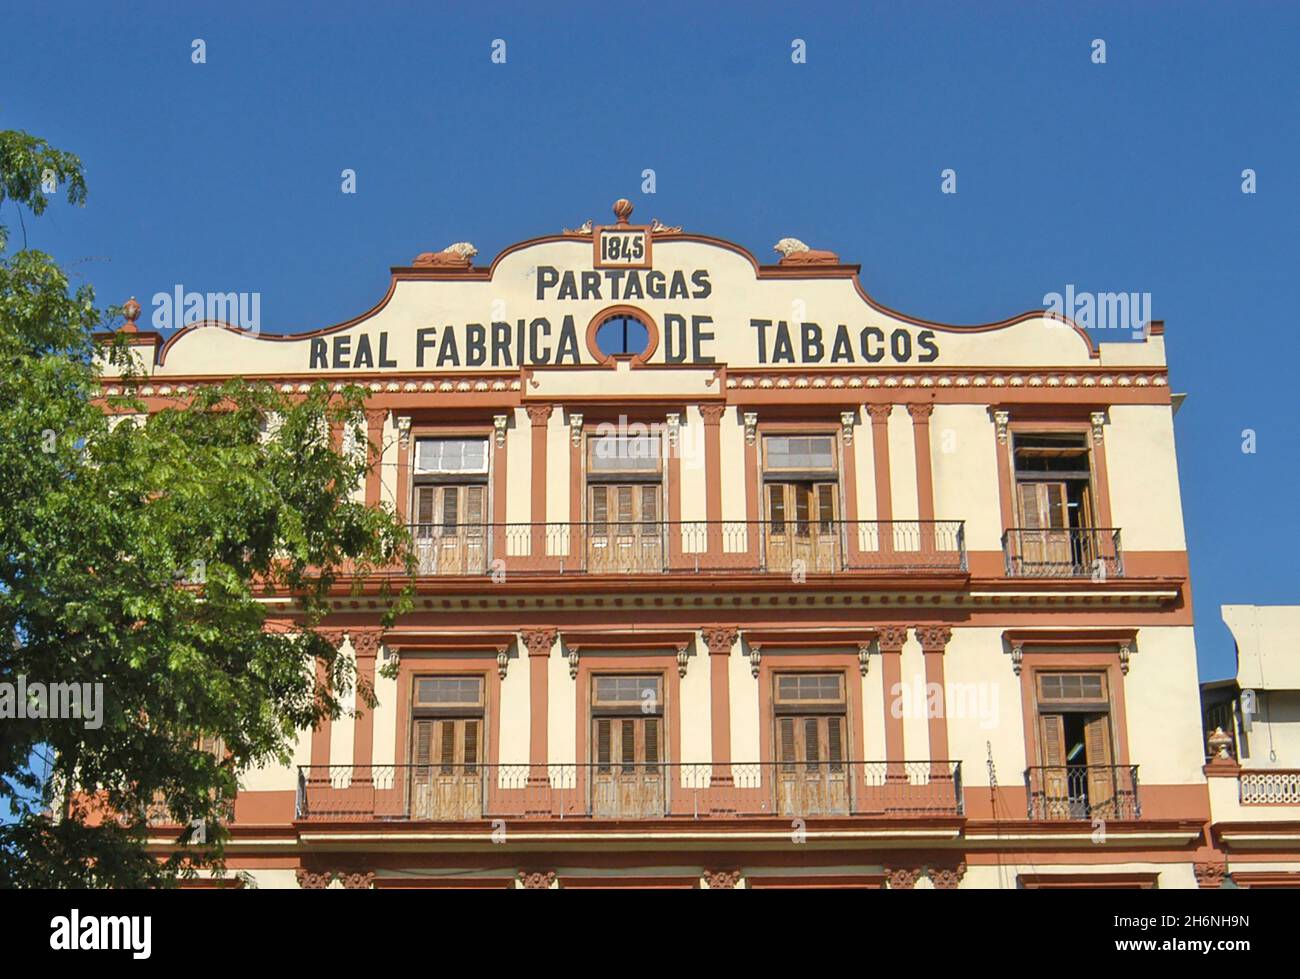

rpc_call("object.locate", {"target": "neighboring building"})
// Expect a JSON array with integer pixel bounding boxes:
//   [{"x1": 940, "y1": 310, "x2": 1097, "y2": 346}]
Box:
[
  {"x1": 1200, "y1": 605, "x2": 1300, "y2": 887},
  {"x1": 99, "y1": 199, "x2": 1213, "y2": 888}
]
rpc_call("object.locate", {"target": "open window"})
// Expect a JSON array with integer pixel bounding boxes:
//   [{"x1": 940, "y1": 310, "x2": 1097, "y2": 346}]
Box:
[
  {"x1": 762, "y1": 435, "x2": 841, "y2": 574},
  {"x1": 1033, "y1": 671, "x2": 1123, "y2": 819},
  {"x1": 411, "y1": 437, "x2": 489, "y2": 575},
  {"x1": 410, "y1": 676, "x2": 485, "y2": 820},
  {"x1": 773, "y1": 672, "x2": 849, "y2": 816},
  {"x1": 586, "y1": 433, "x2": 664, "y2": 573},
  {"x1": 1011, "y1": 432, "x2": 1099, "y2": 575},
  {"x1": 591, "y1": 675, "x2": 665, "y2": 818}
]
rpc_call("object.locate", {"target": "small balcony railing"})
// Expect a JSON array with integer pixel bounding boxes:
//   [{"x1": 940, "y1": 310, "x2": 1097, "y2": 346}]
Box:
[
  {"x1": 1240, "y1": 770, "x2": 1300, "y2": 806},
  {"x1": 295, "y1": 760, "x2": 963, "y2": 822},
  {"x1": 403, "y1": 519, "x2": 967, "y2": 576},
  {"x1": 1024, "y1": 765, "x2": 1140, "y2": 820},
  {"x1": 1002, "y1": 527, "x2": 1123, "y2": 578}
]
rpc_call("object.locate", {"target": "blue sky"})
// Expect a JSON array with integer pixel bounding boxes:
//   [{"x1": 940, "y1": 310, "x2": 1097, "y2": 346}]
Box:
[{"x1": 2, "y1": 1, "x2": 1296, "y2": 684}]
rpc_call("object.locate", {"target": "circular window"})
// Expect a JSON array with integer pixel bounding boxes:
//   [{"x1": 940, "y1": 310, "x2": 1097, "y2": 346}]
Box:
[{"x1": 594, "y1": 313, "x2": 651, "y2": 359}]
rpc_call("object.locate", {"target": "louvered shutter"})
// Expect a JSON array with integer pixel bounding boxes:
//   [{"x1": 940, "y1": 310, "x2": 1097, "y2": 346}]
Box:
[
  {"x1": 826, "y1": 716, "x2": 844, "y2": 772},
  {"x1": 644, "y1": 718, "x2": 660, "y2": 767},
  {"x1": 620, "y1": 719, "x2": 636, "y2": 773},
  {"x1": 595, "y1": 718, "x2": 612, "y2": 771},
  {"x1": 779, "y1": 717, "x2": 796, "y2": 771},
  {"x1": 465, "y1": 485, "x2": 485, "y2": 537},
  {"x1": 463, "y1": 719, "x2": 479, "y2": 771}
]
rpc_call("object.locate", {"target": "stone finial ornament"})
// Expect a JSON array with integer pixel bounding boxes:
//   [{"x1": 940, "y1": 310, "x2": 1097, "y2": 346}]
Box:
[
  {"x1": 563, "y1": 219, "x2": 593, "y2": 235},
  {"x1": 412, "y1": 242, "x2": 478, "y2": 268},
  {"x1": 612, "y1": 198, "x2": 634, "y2": 225},
  {"x1": 650, "y1": 218, "x2": 682, "y2": 234},
  {"x1": 773, "y1": 237, "x2": 840, "y2": 265},
  {"x1": 121, "y1": 297, "x2": 142, "y2": 332}
]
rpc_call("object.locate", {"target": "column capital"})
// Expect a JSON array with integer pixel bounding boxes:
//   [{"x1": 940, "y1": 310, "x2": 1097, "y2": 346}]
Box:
[
  {"x1": 702, "y1": 626, "x2": 738, "y2": 655},
  {"x1": 350, "y1": 630, "x2": 383, "y2": 660},
  {"x1": 700, "y1": 403, "x2": 727, "y2": 426},
  {"x1": 906, "y1": 402, "x2": 934, "y2": 423},
  {"x1": 914, "y1": 625, "x2": 952, "y2": 652},
  {"x1": 525, "y1": 404, "x2": 554, "y2": 427},
  {"x1": 317, "y1": 629, "x2": 347, "y2": 650},
  {"x1": 517, "y1": 869, "x2": 557, "y2": 889},
  {"x1": 865, "y1": 403, "x2": 893, "y2": 424},
  {"x1": 521, "y1": 629, "x2": 556, "y2": 657},
  {"x1": 877, "y1": 625, "x2": 909, "y2": 652}
]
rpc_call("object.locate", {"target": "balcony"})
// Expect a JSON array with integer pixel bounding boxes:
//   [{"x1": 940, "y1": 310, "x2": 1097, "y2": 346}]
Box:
[
  {"x1": 1240, "y1": 770, "x2": 1300, "y2": 805},
  {"x1": 1002, "y1": 528, "x2": 1123, "y2": 578},
  {"x1": 1024, "y1": 765, "x2": 1140, "y2": 820},
  {"x1": 295, "y1": 761, "x2": 964, "y2": 822},
  {"x1": 405, "y1": 519, "x2": 967, "y2": 576}
]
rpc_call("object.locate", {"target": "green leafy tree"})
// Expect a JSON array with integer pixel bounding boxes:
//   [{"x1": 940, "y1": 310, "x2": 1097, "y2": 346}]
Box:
[{"x1": 0, "y1": 129, "x2": 412, "y2": 887}]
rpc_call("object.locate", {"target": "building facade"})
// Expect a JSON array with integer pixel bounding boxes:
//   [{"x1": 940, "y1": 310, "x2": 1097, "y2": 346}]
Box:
[
  {"x1": 102, "y1": 200, "x2": 1215, "y2": 888},
  {"x1": 1200, "y1": 605, "x2": 1300, "y2": 887}
]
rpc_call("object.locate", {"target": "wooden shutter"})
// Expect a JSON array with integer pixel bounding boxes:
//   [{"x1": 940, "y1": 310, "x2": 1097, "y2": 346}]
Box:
[
  {"x1": 441, "y1": 486, "x2": 459, "y2": 529},
  {"x1": 804, "y1": 717, "x2": 820, "y2": 767},
  {"x1": 826, "y1": 716, "x2": 844, "y2": 772},
  {"x1": 1084, "y1": 713, "x2": 1116, "y2": 816},
  {"x1": 644, "y1": 717, "x2": 660, "y2": 765},
  {"x1": 616, "y1": 486, "x2": 634, "y2": 534},
  {"x1": 640, "y1": 485, "x2": 659, "y2": 524},
  {"x1": 620, "y1": 719, "x2": 636, "y2": 772},
  {"x1": 438, "y1": 720, "x2": 457, "y2": 774},
  {"x1": 463, "y1": 719, "x2": 479, "y2": 770},
  {"x1": 415, "y1": 486, "x2": 435, "y2": 527},
  {"x1": 1039, "y1": 714, "x2": 1066, "y2": 767},
  {"x1": 591, "y1": 486, "x2": 609, "y2": 530},
  {"x1": 1019, "y1": 482, "x2": 1067, "y2": 529},
  {"x1": 778, "y1": 716, "x2": 797, "y2": 770},
  {"x1": 794, "y1": 484, "x2": 812, "y2": 536},
  {"x1": 768, "y1": 484, "x2": 787, "y2": 532},
  {"x1": 816, "y1": 483, "x2": 836, "y2": 532},
  {"x1": 595, "y1": 718, "x2": 612, "y2": 770},
  {"x1": 413, "y1": 719, "x2": 435, "y2": 767},
  {"x1": 464, "y1": 485, "x2": 485, "y2": 535}
]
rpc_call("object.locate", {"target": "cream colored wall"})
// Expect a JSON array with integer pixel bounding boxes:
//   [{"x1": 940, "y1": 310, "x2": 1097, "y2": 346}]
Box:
[
  {"x1": 679, "y1": 634, "x2": 712, "y2": 767},
  {"x1": 379, "y1": 411, "x2": 398, "y2": 510},
  {"x1": 718, "y1": 407, "x2": 747, "y2": 520},
  {"x1": 1208, "y1": 776, "x2": 1300, "y2": 823},
  {"x1": 961, "y1": 862, "x2": 1198, "y2": 890},
  {"x1": 546, "y1": 410, "x2": 569, "y2": 529},
  {"x1": 930, "y1": 405, "x2": 1002, "y2": 549},
  {"x1": 730, "y1": 639, "x2": 761, "y2": 763},
  {"x1": 679, "y1": 406, "x2": 708, "y2": 527},
  {"x1": 850, "y1": 409, "x2": 877, "y2": 523},
  {"x1": 886, "y1": 407, "x2": 919, "y2": 531},
  {"x1": 1239, "y1": 691, "x2": 1300, "y2": 767},
  {"x1": 898, "y1": 634, "x2": 931, "y2": 761},
  {"x1": 497, "y1": 641, "x2": 530, "y2": 767},
  {"x1": 861, "y1": 656, "x2": 885, "y2": 758},
  {"x1": 505, "y1": 407, "x2": 531, "y2": 525},
  {"x1": 941, "y1": 627, "x2": 1027, "y2": 786},
  {"x1": 1224, "y1": 604, "x2": 1300, "y2": 691},
  {"x1": 1104, "y1": 405, "x2": 1186, "y2": 550},
  {"x1": 548, "y1": 641, "x2": 576, "y2": 767},
  {"x1": 1124, "y1": 626, "x2": 1205, "y2": 784},
  {"x1": 372, "y1": 647, "x2": 397, "y2": 767},
  {"x1": 329, "y1": 638, "x2": 356, "y2": 769},
  {"x1": 240, "y1": 723, "x2": 312, "y2": 793}
]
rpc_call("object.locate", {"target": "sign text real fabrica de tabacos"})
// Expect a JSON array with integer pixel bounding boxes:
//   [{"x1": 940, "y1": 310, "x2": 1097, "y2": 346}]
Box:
[{"x1": 306, "y1": 264, "x2": 939, "y2": 370}]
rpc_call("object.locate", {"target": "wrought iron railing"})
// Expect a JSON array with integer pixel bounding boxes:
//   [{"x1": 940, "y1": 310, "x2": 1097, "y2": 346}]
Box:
[
  {"x1": 1024, "y1": 765, "x2": 1140, "y2": 820},
  {"x1": 1002, "y1": 527, "x2": 1123, "y2": 578},
  {"x1": 295, "y1": 760, "x2": 963, "y2": 822},
  {"x1": 1240, "y1": 770, "x2": 1300, "y2": 805},
  {"x1": 402, "y1": 519, "x2": 966, "y2": 576}
]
